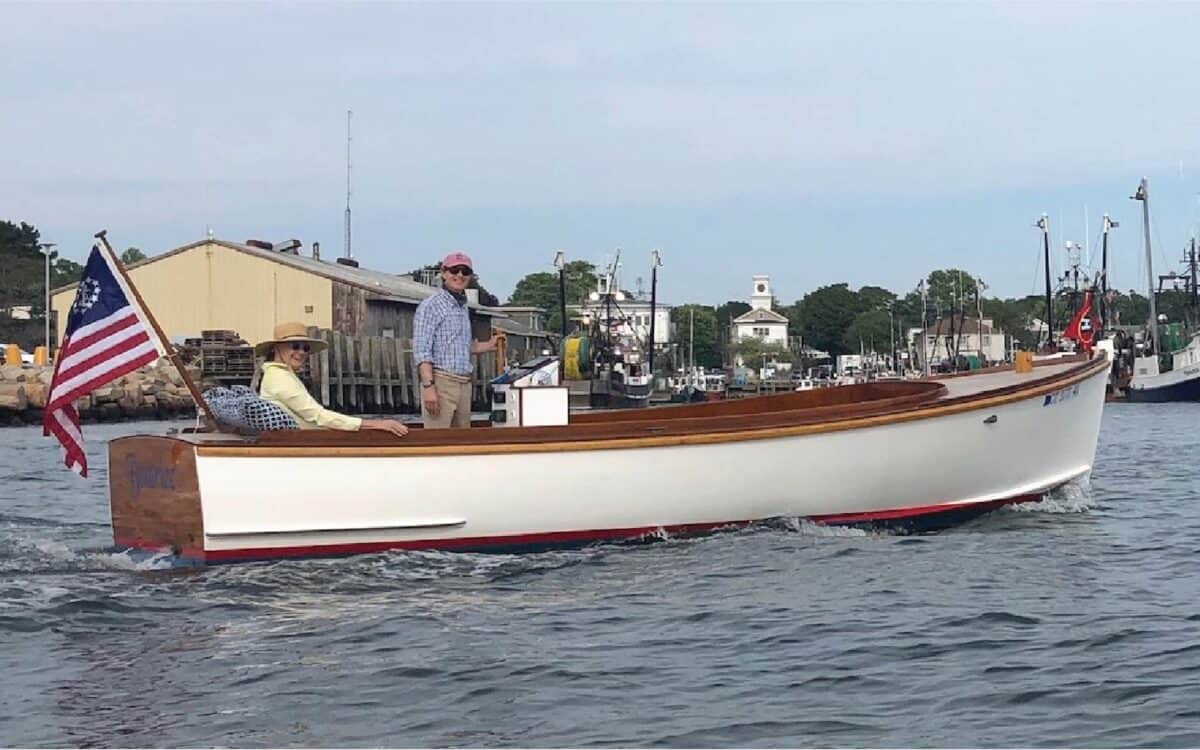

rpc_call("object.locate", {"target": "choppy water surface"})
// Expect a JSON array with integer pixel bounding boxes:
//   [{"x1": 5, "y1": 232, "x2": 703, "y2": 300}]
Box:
[{"x1": 2, "y1": 406, "x2": 1199, "y2": 748}]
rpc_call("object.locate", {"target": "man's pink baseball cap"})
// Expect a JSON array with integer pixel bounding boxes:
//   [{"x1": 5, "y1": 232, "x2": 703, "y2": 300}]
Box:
[{"x1": 442, "y1": 251, "x2": 473, "y2": 270}]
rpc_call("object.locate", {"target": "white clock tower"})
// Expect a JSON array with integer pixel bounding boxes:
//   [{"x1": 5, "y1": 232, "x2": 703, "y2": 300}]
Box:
[{"x1": 750, "y1": 275, "x2": 773, "y2": 311}]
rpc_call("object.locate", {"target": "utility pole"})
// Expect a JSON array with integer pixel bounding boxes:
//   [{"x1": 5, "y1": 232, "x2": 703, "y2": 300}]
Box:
[
  {"x1": 553, "y1": 250, "x2": 567, "y2": 380},
  {"x1": 976, "y1": 279, "x2": 986, "y2": 365},
  {"x1": 886, "y1": 300, "x2": 895, "y2": 373},
  {"x1": 919, "y1": 279, "x2": 929, "y2": 377},
  {"x1": 41, "y1": 242, "x2": 56, "y2": 357}
]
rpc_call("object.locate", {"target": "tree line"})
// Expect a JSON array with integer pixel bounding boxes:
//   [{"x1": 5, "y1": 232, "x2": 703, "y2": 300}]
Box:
[
  {"x1": 0, "y1": 220, "x2": 147, "y2": 350},
  {"x1": 505, "y1": 260, "x2": 1158, "y2": 371}
]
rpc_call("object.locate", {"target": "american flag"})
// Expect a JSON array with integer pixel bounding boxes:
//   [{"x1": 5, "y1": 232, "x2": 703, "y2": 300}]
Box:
[{"x1": 44, "y1": 245, "x2": 163, "y2": 476}]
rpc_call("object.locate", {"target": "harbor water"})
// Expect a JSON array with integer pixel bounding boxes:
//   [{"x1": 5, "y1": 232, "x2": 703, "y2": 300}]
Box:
[{"x1": 2, "y1": 405, "x2": 1198, "y2": 748}]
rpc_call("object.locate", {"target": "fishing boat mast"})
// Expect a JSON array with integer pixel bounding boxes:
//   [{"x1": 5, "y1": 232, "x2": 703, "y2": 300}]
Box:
[
  {"x1": 1190, "y1": 237, "x2": 1198, "y2": 314},
  {"x1": 648, "y1": 249, "x2": 661, "y2": 376},
  {"x1": 1035, "y1": 214, "x2": 1053, "y2": 349},
  {"x1": 1131, "y1": 177, "x2": 1159, "y2": 356},
  {"x1": 1099, "y1": 214, "x2": 1117, "y2": 328}
]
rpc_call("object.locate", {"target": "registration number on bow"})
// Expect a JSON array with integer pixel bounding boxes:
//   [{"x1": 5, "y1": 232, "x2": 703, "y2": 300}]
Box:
[{"x1": 1043, "y1": 383, "x2": 1080, "y2": 407}]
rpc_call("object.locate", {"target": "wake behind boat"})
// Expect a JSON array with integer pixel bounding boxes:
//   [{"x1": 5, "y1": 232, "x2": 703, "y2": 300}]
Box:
[{"x1": 108, "y1": 353, "x2": 1108, "y2": 563}]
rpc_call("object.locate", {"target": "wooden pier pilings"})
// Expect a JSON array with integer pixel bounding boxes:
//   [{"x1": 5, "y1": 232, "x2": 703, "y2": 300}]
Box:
[{"x1": 304, "y1": 327, "x2": 529, "y2": 414}]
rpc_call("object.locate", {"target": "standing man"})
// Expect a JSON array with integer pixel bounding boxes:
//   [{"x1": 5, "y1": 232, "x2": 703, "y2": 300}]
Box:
[{"x1": 413, "y1": 251, "x2": 500, "y2": 428}]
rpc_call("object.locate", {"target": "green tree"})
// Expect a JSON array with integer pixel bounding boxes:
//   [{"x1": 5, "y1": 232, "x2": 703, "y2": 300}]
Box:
[
  {"x1": 714, "y1": 300, "x2": 751, "y2": 328},
  {"x1": 714, "y1": 300, "x2": 751, "y2": 362},
  {"x1": 856, "y1": 285, "x2": 896, "y2": 313},
  {"x1": 508, "y1": 260, "x2": 598, "y2": 333},
  {"x1": 729, "y1": 335, "x2": 792, "y2": 368},
  {"x1": 0, "y1": 220, "x2": 43, "y2": 314},
  {"x1": 842, "y1": 308, "x2": 893, "y2": 354},
  {"x1": 50, "y1": 255, "x2": 84, "y2": 289},
  {"x1": 120, "y1": 247, "x2": 147, "y2": 265},
  {"x1": 1110, "y1": 290, "x2": 1149, "y2": 327},
  {"x1": 926, "y1": 269, "x2": 982, "y2": 307},
  {"x1": 795, "y1": 283, "x2": 860, "y2": 355},
  {"x1": 670, "y1": 304, "x2": 720, "y2": 369}
]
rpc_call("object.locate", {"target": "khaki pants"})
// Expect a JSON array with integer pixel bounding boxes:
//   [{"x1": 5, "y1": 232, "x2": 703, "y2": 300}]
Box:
[{"x1": 421, "y1": 371, "x2": 473, "y2": 429}]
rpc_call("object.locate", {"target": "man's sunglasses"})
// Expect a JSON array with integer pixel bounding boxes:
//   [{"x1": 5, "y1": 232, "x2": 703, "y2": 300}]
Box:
[
  {"x1": 290, "y1": 343, "x2": 312, "y2": 353},
  {"x1": 445, "y1": 265, "x2": 473, "y2": 276}
]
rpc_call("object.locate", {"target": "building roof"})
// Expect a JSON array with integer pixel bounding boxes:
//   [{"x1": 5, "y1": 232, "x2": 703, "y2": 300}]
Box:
[
  {"x1": 733, "y1": 308, "x2": 788, "y2": 324},
  {"x1": 53, "y1": 238, "x2": 500, "y2": 315},
  {"x1": 492, "y1": 315, "x2": 555, "y2": 341},
  {"x1": 495, "y1": 305, "x2": 548, "y2": 313}
]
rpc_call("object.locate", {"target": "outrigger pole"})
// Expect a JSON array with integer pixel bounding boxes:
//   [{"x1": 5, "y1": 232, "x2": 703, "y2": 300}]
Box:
[{"x1": 94, "y1": 230, "x2": 219, "y2": 432}]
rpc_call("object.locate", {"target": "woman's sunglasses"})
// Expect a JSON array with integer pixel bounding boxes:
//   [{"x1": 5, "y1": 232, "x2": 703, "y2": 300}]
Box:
[
  {"x1": 290, "y1": 343, "x2": 312, "y2": 353},
  {"x1": 445, "y1": 265, "x2": 473, "y2": 276}
]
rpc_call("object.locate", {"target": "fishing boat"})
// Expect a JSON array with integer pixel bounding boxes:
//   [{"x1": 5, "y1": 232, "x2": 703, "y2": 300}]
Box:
[
  {"x1": 563, "y1": 251, "x2": 653, "y2": 408},
  {"x1": 1123, "y1": 178, "x2": 1200, "y2": 402},
  {"x1": 108, "y1": 353, "x2": 1109, "y2": 564}
]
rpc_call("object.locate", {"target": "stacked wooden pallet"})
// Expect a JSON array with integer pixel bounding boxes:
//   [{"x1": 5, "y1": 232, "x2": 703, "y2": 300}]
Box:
[{"x1": 197, "y1": 330, "x2": 254, "y2": 377}]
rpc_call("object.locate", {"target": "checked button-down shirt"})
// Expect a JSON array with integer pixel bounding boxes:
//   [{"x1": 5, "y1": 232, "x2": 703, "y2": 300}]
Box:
[{"x1": 413, "y1": 287, "x2": 473, "y2": 376}]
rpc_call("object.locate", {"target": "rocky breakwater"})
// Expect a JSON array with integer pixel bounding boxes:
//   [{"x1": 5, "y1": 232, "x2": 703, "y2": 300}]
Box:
[{"x1": 0, "y1": 358, "x2": 199, "y2": 426}]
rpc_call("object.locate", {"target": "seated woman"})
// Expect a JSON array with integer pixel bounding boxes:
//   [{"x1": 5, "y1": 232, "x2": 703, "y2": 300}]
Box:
[{"x1": 256, "y1": 322, "x2": 408, "y2": 438}]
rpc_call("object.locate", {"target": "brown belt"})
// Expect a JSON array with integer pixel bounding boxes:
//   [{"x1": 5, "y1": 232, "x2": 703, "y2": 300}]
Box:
[{"x1": 434, "y1": 369, "x2": 471, "y2": 384}]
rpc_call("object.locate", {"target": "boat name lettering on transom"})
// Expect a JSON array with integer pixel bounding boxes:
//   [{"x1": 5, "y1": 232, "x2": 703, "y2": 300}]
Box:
[
  {"x1": 1042, "y1": 384, "x2": 1080, "y2": 407},
  {"x1": 129, "y1": 457, "x2": 175, "y2": 497}
]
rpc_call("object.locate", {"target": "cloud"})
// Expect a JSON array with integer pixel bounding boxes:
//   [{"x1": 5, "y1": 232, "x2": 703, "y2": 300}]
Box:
[{"x1": 4, "y1": 2, "x2": 1200, "y2": 302}]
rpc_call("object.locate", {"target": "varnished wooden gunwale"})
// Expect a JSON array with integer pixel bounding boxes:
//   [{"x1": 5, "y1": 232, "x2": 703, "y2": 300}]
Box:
[
  {"x1": 245, "y1": 380, "x2": 946, "y2": 449},
  {"x1": 193, "y1": 355, "x2": 1108, "y2": 458},
  {"x1": 570, "y1": 380, "x2": 943, "y2": 423}
]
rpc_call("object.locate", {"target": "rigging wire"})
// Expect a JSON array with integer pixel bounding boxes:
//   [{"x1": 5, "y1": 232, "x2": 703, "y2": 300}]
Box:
[{"x1": 1029, "y1": 234, "x2": 1044, "y2": 297}]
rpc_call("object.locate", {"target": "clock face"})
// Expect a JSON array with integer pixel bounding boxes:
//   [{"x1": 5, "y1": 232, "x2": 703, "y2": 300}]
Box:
[{"x1": 756, "y1": 283, "x2": 766, "y2": 293}]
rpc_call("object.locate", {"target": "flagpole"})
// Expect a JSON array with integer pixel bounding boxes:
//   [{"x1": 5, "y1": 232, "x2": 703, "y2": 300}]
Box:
[{"x1": 94, "y1": 230, "x2": 219, "y2": 432}]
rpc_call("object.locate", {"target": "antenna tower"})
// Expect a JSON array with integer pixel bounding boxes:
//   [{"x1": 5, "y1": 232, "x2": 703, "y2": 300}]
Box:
[{"x1": 344, "y1": 109, "x2": 353, "y2": 259}]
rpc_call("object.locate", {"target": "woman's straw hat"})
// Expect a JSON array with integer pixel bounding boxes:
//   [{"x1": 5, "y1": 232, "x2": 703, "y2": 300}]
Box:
[{"x1": 254, "y1": 321, "x2": 328, "y2": 356}]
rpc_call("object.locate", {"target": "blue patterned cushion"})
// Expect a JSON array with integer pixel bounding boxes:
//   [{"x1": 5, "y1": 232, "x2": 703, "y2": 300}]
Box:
[{"x1": 204, "y1": 385, "x2": 298, "y2": 432}]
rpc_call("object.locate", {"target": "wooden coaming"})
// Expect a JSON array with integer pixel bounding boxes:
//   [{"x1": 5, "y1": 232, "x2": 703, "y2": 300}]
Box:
[
  {"x1": 108, "y1": 435, "x2": 204, "y2": 555},
  {"x1": 193, "y1": 355, "x2": 1109, "y2": 458}
]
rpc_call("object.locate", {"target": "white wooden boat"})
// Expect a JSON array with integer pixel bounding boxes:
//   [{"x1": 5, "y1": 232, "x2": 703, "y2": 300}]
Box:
[{"x1": 108, "y1": 354, "x2": 1109, "y2": 563}]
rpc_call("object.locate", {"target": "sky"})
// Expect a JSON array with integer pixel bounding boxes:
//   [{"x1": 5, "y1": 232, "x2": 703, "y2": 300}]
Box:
[{"x1": 5, "y1": 1, "x2": 1200, "y2": 307}]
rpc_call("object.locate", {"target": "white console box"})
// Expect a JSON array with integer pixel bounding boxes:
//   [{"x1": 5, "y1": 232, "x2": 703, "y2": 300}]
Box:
[{"x1": 506, "y1": 386, "x2": 569, "y2": 427}]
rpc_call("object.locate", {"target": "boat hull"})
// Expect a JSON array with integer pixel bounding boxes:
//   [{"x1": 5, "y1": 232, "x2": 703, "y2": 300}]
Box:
[
  {"x1": 1124, "y1": 369, "x2": 1200, "y2": 402},
  {"x1": 108, "y1": 357, "x2": 1109, "y2": 563}
]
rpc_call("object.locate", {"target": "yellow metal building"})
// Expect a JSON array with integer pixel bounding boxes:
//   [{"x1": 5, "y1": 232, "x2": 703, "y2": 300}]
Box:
[{"x1": 50, "y1": 238, "x2": 467, "y2": 347}]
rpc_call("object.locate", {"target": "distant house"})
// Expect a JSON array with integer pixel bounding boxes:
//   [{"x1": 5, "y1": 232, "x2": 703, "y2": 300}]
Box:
[
  {"x1": 567, "y1": 296, "x2": 673, "y2": 348},
  {"x1": 913, "y1": 316, "x2": 1008, "y2": 370}
]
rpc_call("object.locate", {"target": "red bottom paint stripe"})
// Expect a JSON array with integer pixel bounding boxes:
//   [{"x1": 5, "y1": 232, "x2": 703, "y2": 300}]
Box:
[
  {"x1": 807, "y1": 493, "x2": 1041, "y2": 524},
  {"x1": 112, "y1": 493, "x2": 1046, "y2": 563}
]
